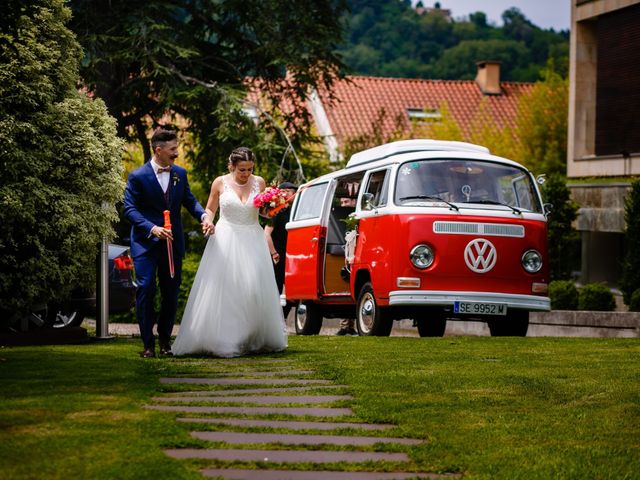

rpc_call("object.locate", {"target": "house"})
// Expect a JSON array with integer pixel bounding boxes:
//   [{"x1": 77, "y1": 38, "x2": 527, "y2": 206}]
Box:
[
  {"x1": 568, "y1": 0, "x2": 640, "y2": 286},
  {"x1": 308, "y1": 61, "x2": 533, "y2": 162}
]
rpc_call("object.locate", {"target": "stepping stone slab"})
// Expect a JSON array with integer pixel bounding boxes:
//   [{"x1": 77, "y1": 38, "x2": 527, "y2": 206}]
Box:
[
  {"x1": 166, "y1": 385, "x2": 348, "y2": 396},
  {"x1": 177, "y1": 418, "x2": 394, "y2": 431},
  {"x1": 200, "y1": 469, "x2": 454, "y2": 480},
  {"x1": 160, "y1": 378, "x2": 332, "y2": 385},
  {"x1": 146, "y1": 405, "x2": 353, "y2": 417},
  {"x1": 192, "y1": 431, "x2": 422, "y2": 446},
  {"x1": 152, "y1": 395, "x2": 352, "y2": 404},
  {"x1": 214, "y1": 370, "x2": 315, "y2": 376},
  {"x1": 164, "y1": 448, "x2": 408, "y2": 463}
]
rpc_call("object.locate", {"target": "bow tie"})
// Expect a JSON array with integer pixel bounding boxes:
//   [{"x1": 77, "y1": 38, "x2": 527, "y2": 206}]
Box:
[{"x1": 157, "y1": 166, "x2": 171, "y2": 173}]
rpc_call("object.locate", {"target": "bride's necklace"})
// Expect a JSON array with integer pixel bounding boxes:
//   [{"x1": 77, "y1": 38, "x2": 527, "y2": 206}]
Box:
[{"x1": 231, "y1": 175, "x2": 249, "y2": 187}]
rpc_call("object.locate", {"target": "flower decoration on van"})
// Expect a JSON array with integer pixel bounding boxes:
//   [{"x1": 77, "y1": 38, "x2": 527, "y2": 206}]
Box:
[
  {"x1": 253, "y1": 186, "x2": 295, "y2": 218},
  {"x1": 340, "y1": 212, "x2": 359, "y2": 232}
]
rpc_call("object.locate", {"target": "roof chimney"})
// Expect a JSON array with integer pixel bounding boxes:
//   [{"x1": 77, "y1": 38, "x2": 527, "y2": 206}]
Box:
[{"x1": 475, "y1": 61, "x2": 501, "y2": 95}]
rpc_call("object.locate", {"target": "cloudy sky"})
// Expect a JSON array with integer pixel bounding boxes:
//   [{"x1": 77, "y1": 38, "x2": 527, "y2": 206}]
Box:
[{"x1": 419, "y1": 1, "x2": 571, "y2": 31}]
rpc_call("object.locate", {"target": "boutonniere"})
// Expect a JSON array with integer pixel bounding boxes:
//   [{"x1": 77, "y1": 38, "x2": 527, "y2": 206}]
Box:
[{"x1": 172, "y1": 172, "x2": 180, "y2": 187}]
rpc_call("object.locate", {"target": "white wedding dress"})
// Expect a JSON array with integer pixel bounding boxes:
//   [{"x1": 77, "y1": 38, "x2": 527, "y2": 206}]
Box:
[{"x1": 172, "y1": 176, "x2": 288, "y2": 357}]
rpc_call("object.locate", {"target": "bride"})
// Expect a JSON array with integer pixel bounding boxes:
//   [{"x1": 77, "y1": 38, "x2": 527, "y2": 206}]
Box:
[{"x1": 172, "y1": 147, "x2": 288, "y2": 357}]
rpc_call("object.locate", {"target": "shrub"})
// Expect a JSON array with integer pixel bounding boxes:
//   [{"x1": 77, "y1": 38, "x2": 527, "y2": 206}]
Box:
[
  {"x1": 628, "y1": 289, "x2": 640, "y2": 312},
  {"x1": 549, "y1": 280, "x2": 579, "y2": 310},
  {"x1": 578, "y1": 283, "x2": 616, "y2": 311},
  {"x1": 0, "y1": 1, "x2": 124, "y2": 317}
]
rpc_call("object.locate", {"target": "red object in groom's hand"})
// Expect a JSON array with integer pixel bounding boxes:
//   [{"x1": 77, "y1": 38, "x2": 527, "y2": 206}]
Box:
[{"x1": 163, "y1": 210, "x2": 175, "y2": 279}]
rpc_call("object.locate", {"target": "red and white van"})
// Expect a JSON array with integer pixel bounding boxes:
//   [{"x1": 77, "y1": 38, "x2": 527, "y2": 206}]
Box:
[{"x1": 284, "y1": 140, "x2": 550, "y2": 336}]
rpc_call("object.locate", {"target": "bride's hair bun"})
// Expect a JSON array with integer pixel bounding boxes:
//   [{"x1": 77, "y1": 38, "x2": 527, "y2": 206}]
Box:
[{"x1": 228, "y1": 147, "x2": 255, "y2": 167}]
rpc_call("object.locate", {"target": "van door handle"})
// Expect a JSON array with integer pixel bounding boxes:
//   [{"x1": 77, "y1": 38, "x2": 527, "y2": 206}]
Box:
[{"x1": 311, "y1": 237, "x2": 318, "y2": 242}]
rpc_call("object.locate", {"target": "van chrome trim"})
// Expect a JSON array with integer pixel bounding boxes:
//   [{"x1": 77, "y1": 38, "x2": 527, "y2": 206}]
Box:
[
  {"x1": 433, "y1": 221, "x2": 525, "y2": 238},
  {"x1": 389, "y1": 290, "x2": 550, "y2": 311}
]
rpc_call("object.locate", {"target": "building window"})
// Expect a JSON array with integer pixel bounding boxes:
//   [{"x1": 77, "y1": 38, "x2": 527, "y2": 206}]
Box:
[
  {"x1": 595, "y1": 3, "x2": 640, "y2": 156},
  {"x1": 407, "y1": 107, "x2": 441, "y2": 122}
]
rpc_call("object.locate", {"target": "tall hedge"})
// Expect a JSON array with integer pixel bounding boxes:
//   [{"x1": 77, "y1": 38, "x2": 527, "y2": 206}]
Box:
[
  {"x1": 0, "y1": 1, "x2": 124, "y2": 317},
  {"x1": 620, "y1": 180, "x2": 640, "y2": 305},
  {"x1": 541, "y1": 174, "x2": 579, "y2": 281}
]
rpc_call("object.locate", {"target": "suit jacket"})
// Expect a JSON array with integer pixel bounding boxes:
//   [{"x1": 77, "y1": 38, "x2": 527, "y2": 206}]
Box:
[{"x1": 123, "y1": 162, "x2": 205, "y2": 259}]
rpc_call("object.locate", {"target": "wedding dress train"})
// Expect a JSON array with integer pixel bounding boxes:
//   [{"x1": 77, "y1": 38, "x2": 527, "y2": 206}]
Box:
[{"x1": 172, "y1": 176, "x2": 287, "y2": 357}]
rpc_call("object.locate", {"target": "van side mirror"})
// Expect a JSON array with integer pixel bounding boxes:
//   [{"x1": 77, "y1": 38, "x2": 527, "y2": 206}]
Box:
[
  {"x1": 536, "y1": 174, "x2": 546, "y2": 185},
  {"x1": 361, "y1": 192, "x2": 374, "y2": 210},
  {"x1": 543, "y1": 203, "x2": 553, "y2": 216}
]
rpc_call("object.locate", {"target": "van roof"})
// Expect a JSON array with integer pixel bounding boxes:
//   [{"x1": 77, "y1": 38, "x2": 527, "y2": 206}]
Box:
[{"x1": 346, "y1": 139, "x2": 490, "y2": 169}]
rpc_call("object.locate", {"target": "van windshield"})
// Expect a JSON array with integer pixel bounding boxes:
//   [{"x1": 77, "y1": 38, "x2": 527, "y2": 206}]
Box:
[{"x1": 394, "y1": 159, "x2": 542, "y2": 213}]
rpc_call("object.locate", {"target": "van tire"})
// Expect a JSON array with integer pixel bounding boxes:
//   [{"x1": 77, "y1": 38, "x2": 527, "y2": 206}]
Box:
[
  {"x1": 488, "y1": 310, "x2": 529, "y2": 336},
  {"x1": 416, "y1": 312, "x2": 447, "y2": 337},
  {"x1": 295, "y1": 301, "x2": 323, "y2": 335},
  {"x1": 356, "y1": 282, "x2": 392, "y2": 336}
]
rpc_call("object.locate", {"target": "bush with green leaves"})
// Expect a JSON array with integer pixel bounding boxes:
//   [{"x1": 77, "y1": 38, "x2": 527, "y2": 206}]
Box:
[
  {"x1": 620, "y1": 180, "x2": 640, "y2": 305},
  {"x1": 540, "y1": 174, "x2": 579, "y2": 281},
  {"x1": 549, "y1": 280, "x2": 579, "y2": 310},
  {"x1": 578, "y1": 283, "x2": 616, "y2": 311},
  {"x1": 628, "y1": 289, "x2": 640, "y2": 312},
  {"x1": 0, "y1": 1, "x2": 124, "y2": 318}
]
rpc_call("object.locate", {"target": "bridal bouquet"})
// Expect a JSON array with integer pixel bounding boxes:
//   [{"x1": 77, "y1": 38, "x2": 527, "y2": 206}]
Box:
[{"x1": 253, "y1": 186, "x2": 294, "y2": 218}]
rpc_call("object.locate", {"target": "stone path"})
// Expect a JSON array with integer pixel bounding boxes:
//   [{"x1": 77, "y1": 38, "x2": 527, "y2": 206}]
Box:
[{"x1": 149, "y1": 359, "x2": 461, "y2": 479}]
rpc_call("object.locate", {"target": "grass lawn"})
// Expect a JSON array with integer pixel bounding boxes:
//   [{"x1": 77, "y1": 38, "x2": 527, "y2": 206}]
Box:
[{"x1": 0, "y1": 335, "x2": 638, "y2": 479}]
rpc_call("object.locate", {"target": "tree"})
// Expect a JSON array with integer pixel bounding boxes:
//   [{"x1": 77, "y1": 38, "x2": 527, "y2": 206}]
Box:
[
  {"x1": 513, "y1": 62, "x2": 568, "y2": 176},
  {"x1": 620, "y1": 180, "x2": 640, "y2": 304},
  {"x1": 341, "y1": 108, "x2": 405, "y2": 161},
  {"x1": 432, "y1": 39, "x2": 529, "y2": 80},
  {"x1": 541, "y1": 175, "x2": 579, "y2": 281},
  {"x1": 68, "y1": 0, "x2": 347, "y2": 186},
  {"x1": 0, "y1": 0, "x2": 124, "y2": 318}
]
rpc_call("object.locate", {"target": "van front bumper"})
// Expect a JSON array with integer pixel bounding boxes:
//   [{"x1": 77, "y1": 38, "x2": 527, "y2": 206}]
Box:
[{"x1": 389, "y1": 290, "x2": 550, "y2": 311}]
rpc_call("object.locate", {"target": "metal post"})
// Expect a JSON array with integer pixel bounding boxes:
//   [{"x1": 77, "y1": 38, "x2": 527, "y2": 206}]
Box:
[{"x1": 95, "y1": 237, "x2": 113, "y2": 339}]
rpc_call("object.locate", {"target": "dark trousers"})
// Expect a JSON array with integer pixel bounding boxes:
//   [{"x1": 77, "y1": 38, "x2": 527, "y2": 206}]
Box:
[
  {"x1": 273, "y1": 249, "x2": 293, "y2": 318},
  {"x1": 133, "y1": 244, "x2": 183, "y2": 350}
]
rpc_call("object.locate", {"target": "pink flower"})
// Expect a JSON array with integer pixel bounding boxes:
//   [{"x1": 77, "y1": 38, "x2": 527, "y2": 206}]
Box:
[{"x1": 254, "y1": 186, "x2": 295, "y2": 218}]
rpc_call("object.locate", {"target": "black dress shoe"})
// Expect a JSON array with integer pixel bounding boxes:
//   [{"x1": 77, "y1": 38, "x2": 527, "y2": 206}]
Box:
[
  {"x1": 159, "y1": 345, "x2": 173, "y2": 356},
  {"x1": 140, "y1": 348, "x2": 155, "y2": 358}
]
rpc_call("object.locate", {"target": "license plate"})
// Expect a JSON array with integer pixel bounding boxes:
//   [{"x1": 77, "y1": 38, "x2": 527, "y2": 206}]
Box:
[{"x1": 454, "y1": 301, "x2": 507, "y2": 316}]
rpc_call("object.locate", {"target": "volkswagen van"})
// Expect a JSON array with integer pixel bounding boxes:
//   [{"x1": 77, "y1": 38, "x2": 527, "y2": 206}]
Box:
[{"x1": 284, "y1": 140, "x2": 550, "y2": 337}]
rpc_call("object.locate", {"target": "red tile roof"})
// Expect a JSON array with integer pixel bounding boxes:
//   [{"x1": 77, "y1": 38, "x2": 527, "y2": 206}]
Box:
[{"x1": 316, "y1": 75, "x2": 533, "y2": 146}]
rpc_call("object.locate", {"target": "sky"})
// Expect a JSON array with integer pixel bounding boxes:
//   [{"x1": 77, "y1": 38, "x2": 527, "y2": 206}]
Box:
[{"x1": 418, "y1": 1, "x2": 570, "y2": 31}]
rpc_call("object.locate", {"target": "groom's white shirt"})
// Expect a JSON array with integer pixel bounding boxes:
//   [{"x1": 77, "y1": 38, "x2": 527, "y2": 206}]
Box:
[{"x1": 150, "y1": 157, "x2": 170, "y2": 192}]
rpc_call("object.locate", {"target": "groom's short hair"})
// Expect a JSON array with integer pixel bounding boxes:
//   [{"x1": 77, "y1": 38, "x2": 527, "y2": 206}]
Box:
[{"x1": 151, "y1": 128, "x2": 177, "y2": 151}]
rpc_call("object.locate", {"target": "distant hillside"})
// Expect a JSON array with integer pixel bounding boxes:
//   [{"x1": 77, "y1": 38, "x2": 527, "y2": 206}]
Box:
[{"x1": 338, "y1": 0, "x2": 569, "y2": 81}]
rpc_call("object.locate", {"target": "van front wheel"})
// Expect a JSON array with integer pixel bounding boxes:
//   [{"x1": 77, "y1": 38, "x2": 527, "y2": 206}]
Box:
[
  {"x1": 488, "y1": 310, "x2": 529, "y2": 336},
  {"x1": 416, "y1": 311, "x2": 447, "y2": 337},
  {"x1": 295, "y1": 301, "x2": 323, "y2": 335},
  {"x1": 356, "y1": 282, "x2": 392, "y2": 336}
]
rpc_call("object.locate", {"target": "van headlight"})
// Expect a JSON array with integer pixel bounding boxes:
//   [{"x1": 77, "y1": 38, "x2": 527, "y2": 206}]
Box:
[
  {"x1": 410, "y1": 244, "x2": 434, "y2": 269},
  {"x1": 522, "y1": 249, "x2": 543, "y2": 273}
]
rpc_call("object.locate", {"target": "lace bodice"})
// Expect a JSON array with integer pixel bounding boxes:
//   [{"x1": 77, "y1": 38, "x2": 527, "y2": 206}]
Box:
[{"x1": 219, "y1": 176, "x2": 260, "y2": 226}]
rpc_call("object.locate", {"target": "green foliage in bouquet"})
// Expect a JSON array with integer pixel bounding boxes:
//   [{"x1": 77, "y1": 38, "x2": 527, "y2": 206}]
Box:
[{"x1": 0, "y1": 1, "x2": 124, "y2": 317}]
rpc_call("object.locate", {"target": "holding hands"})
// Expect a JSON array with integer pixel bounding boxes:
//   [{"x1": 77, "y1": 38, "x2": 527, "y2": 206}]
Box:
[{"x1": 202, "y1": 216, "x2": 215, "y2": 236}]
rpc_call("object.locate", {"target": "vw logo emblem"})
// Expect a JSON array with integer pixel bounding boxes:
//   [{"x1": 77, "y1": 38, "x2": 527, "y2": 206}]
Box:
[{"x1": 464, "y1": 238, "x2": 497, "y2": 273}]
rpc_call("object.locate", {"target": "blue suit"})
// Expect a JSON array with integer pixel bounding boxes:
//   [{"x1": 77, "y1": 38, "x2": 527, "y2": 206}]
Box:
[{"x1": 123, "y1": 162, "x2": 205, "y2": 350}]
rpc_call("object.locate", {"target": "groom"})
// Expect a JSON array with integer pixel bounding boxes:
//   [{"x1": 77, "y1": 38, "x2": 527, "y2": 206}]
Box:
[{"x1": 124, "y1": 128, "x2": 214, "y2": 358}]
